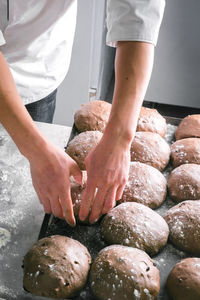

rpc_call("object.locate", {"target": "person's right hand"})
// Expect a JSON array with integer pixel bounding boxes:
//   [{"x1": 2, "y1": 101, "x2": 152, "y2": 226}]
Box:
[{"x1": 28, "y1": 142, "x2": 82, "y2": 226}]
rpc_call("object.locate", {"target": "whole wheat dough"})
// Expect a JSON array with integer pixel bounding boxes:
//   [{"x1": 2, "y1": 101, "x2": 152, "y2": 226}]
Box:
[
  {"x1": 167, "y1": 257, "x2": 200, "y2": 300},
  {"x1": 74, "y1": 100, "x2": 111, "y2": 132},
  {"x1": 101, "y1": 202, "x2": 169, "y2": 256},
  {"x1": 66, "y1": 130, "x2": 103, "y2": 170},
  {"x1": 164, "y1": 200, "x2": 200, "y2": 254},
  {"x1": 168, "y1": 163, "x2": 200, "y2": 202},
  {"x1": 90, "y1": 245, "x2": 160, "y2": 300},
  {"x1": 23, "y1": 235, "x2": 91, "y2": 299},
  {"x1": 130, "y1": 131, "x2": 170, "y2": 171},
  {"x1": 137, "y1": 106, "x2": 167, "y2": 137},
  {"x1": 120, "y1": 162, "x2": 167, "y2": 209},
  {"x1": 175, "y1": 114, "x2": 200, "y2": 140},
  {"x1": 171, "y1": 138, "x2": 200, "y2": 167}
]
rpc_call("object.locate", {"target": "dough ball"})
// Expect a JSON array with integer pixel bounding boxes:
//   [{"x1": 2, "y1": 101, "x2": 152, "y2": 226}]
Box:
[
  {"x1": 23, "y1": 235, "x2": 91, "y2": 299},
  {"x1": 74, "y1": 100, "x2": 111, "y2": 132},
  {"x1": 164, "y1": 200, "x2": 200, "y2": 254},
  {"x1": 66, "y1": 131, "x2": 103, "y2": 170},
  {"x1": 130, "y1": 131, "x2": 170, "y2": 171},
  {"x1": 101, "y1": 202, "x2": 169, "y2": 256},
  {"x1": 168, "y1": 163, "x2": 200, "y2": 202},
  {"x1": 137, "y1": 106, "x2": 167, "y2": 137},
  {"x1": 70, "y1": 171, "x2": 87, "y2": 219},
  {"x1": 90, "y1": 245, "x2": 160, "y2": 300},
  {"x1": 175, "y1": 114, "x2": 200, "y2": 140},
  {"x1": 120, "y1": 162, "x2": 167, "y2": 209},
  {"x1": 167, "y1": 257, "x2": 200, "y2": 300},
  {"x1": 171, "y1": 138, "x2": 200, "y2": 167}
]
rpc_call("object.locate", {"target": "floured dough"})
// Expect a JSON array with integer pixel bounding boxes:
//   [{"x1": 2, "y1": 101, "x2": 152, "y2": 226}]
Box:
[
  {"x1": 164, "y1": 200, "x2": 200, "y2": 254},
  {"x1": 167, "y1": 257, "x2": 200, "y2": 300},
  {"x1": 130, "y1": 131, "x2": 170, "y2": 170},
  {"x1": 168, "y1": 163, "x2": 200, "y2": 202},
  {"x1": 171, "y1": 138, "x2": 200, "y2": 167},
  {"x1": 137, "y1": 106, "x2": 167, "y2": 137},
  {"x1": 120, "y1": 162, "x2": 167, "y2": 209},
  {"x1": 90, "y1": 245, "x2": 160, "y2": 300},
  {"x1": 175, "y1": 114, "x2": 200, "y2": 140},
  {"x1": 101, "y1": 202, "x2": 169, "y2": 256},
  {"x1": 74, "y1": 100, "x2": 111, "y2": 132},
  {"x1": 70, "y1": 171, "x2": 87, "y2": 221},
  {"x1": 23, "y1": 235, "x2": 91, "y2": 299},
  {"x1": 66, "y1": 131, "x2": 102, "y2": 170}
]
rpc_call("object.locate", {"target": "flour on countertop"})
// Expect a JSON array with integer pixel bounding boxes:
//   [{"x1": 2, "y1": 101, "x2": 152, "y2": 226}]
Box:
[{"x1": 0, "y1": 228, "x2": 11, "y2": 249}]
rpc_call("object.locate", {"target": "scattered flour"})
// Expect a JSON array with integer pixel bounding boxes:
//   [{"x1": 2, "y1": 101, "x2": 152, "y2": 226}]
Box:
[{"x1": 0, "y1": 228, "x2": 11, "y2": 249}]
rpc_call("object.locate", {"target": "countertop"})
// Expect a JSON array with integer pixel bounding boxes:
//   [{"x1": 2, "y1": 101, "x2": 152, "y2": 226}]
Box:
[{"x1": 0, "y1": 122, "x2": 72, "y2": 300}]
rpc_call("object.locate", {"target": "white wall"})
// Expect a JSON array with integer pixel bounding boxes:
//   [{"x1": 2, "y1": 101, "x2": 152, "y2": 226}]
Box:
[{"x1": 54, "y1": 0, "x2": 93, "y2": 126}]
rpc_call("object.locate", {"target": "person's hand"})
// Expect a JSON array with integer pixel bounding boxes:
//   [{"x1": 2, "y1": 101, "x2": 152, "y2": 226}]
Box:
[
  {"x1": 28, "y1": 142, "x2": 82, "y2": 226},
  {"x1": 79, "y1": 133, "x2": 130, "y2": 223}
]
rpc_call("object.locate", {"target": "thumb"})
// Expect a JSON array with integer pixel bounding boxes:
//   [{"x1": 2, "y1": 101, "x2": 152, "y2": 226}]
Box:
[{"x1": 70, "y1": 159, "x2": 83, "y2": 185}]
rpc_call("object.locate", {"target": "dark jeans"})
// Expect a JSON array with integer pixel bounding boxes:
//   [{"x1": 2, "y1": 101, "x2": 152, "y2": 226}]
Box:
[{"x1": 25, "y1": 89, "x2": 57, "y2": 124}]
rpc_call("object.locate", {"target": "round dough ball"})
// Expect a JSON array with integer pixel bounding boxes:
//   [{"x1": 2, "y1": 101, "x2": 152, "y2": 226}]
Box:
[
  {"x1": 101, "y1": 202, "x2": 169, "y2": 256},
  {"x1": 70, "y1": 171, "x2": 87, "y2": 218},
  {"x1": 23, "y1": 235, "x2": 91, "y2": 299},
  {"x1": 168, "y1": 163, "x2": 200, "y2": 202},
  {"x1": 175, "y1": 114, "x2": 200, "y2": 140},
  {"x1": 171, "y1": 138, "x2": 200, "y2": 167},
  {"x1": 120, "y1": 162, "x2": 167, "y2": 209},
  {"x1": 66, "y1": 131, "x2": 103, "y2": 170},
  {"x1": 90, "y1": 245, "x2": 160, "y2": 300},
  {"x1": 74, "y1": 100, "x2": 111, "y2": 132},
  {"x1": 167, "y1": 257, "x2": 200, "y2": 300},
  {"x1": 130, "y1": 132, "x2": 170, "y2": 171},
  {"x1": 137, "y1": 106, "x2": 167, "y2": 137},
  {"x1": 164, "y1": 200, "x2": 200, "y2": 254}
]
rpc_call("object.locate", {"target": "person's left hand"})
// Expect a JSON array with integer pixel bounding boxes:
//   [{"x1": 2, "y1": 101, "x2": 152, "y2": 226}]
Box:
[{"x1": 79, "y1": 134, "x2": 130, "y2": 223}]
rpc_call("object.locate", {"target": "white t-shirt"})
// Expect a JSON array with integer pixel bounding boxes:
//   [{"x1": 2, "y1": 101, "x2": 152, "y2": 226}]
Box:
[{"x1": 0, "y1": 0, "x2": 165, "y2": 105}]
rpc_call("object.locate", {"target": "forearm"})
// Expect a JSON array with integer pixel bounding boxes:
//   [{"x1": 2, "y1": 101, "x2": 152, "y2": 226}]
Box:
[
  {"x1": 103, "y1": 41, "x2": 154, "y2": 147},
  {"x1": 0, "y1": 52, "x2": 47, "y2": 159}
]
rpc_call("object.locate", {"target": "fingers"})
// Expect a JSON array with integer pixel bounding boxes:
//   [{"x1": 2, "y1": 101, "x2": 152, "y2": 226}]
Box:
[
  {"x1": 49, "y1": 195, "x2": 63, "y2": 219},
  {"x1": 89, "y1": 186, "x2": 109, "y2": 223},
  {"x1": 36, "y1": 183, "x2": 75, "y2": 226},
  {"x1": 101, "y1": 187, "x2": 117, "y2": 215},
  {"x1": 41, "y1": 198, "x2": 52, "y2": 214},
  {"x1": 116, "y1": 184, "x2": 126, "y2": 201},
  {"x1": 59, "y1": 187, "x2": 76, "y2": 227},
  {"x1": 35, "y1": 189, "x2": 52, "y2": 214},
  {"x1": 70, "y1": 159, "x2": 83, "y2": 185},
  {"x1": 79, "y1": 180, "x2": 96, "y2": 221}
]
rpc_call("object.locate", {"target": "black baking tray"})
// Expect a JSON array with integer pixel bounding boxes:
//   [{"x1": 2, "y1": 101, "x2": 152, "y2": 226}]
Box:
[{"x1": 38, "y1": 116, "x2": 192, "y2": 300}]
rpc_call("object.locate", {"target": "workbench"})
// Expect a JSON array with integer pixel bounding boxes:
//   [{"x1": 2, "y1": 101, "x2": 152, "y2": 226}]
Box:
[{"x1": 0, "y1": 122, "x2": 72, "y2": 300}]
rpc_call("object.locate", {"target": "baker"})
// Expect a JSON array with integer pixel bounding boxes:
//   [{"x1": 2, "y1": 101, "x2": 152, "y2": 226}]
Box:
[{"x1": 0, "y1": 0, "x2": 165, "y2": 226}]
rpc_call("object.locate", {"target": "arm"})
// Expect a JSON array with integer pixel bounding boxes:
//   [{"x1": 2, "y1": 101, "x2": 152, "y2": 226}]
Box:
[
  {"x1": 0, "y1": 51, "x2": 82, "y2": 226},
  {"x1": 79, "y1": 41, "x2": 154, "y2": 223}
]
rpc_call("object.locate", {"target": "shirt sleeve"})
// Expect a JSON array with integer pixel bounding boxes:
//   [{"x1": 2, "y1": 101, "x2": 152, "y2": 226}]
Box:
[
  {"x1": 106, "y1": 0, "x2": 165, "y2": 47},
  {"x1": 0, "y1": 30, "x2": 6, "y2": 46}
]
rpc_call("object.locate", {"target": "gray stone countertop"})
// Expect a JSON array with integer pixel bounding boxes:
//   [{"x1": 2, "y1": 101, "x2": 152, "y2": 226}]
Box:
[{"x1": 0, "y1": 122, "x2": 72, "y2": 300}]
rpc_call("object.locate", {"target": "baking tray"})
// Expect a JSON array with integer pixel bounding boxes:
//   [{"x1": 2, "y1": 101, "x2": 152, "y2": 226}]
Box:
[{"x1": 38, "y1": 116, "x2": 191, "y2": 300}]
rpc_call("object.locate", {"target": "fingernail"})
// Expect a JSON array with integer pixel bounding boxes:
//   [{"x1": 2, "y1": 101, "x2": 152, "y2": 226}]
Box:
[
  {"x1": 79, "y1": 213, "x2": 86, "y2": 221},
  {"x1": 65, "y1": 215, "x2": 76, "y2": 227},
  {"x1": 89, "y1": 217, "x2": 99, "y2": 224},
  {"x1": 68, "y1": 219, "x2": 76, "y2": 227}
]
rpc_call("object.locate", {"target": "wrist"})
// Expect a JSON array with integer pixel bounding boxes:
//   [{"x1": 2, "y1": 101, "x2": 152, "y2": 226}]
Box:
[
  {"x1": 103, "y1": 116, "x2": 135, "y2": 150},
  {"x1": 19, "y1": 128, "x2": 50, "y2": 161}
]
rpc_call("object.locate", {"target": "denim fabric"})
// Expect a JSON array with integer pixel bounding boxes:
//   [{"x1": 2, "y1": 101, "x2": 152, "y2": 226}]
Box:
[{"x1": 25, "y1": 89, "x2": 57, "y2": 124}]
